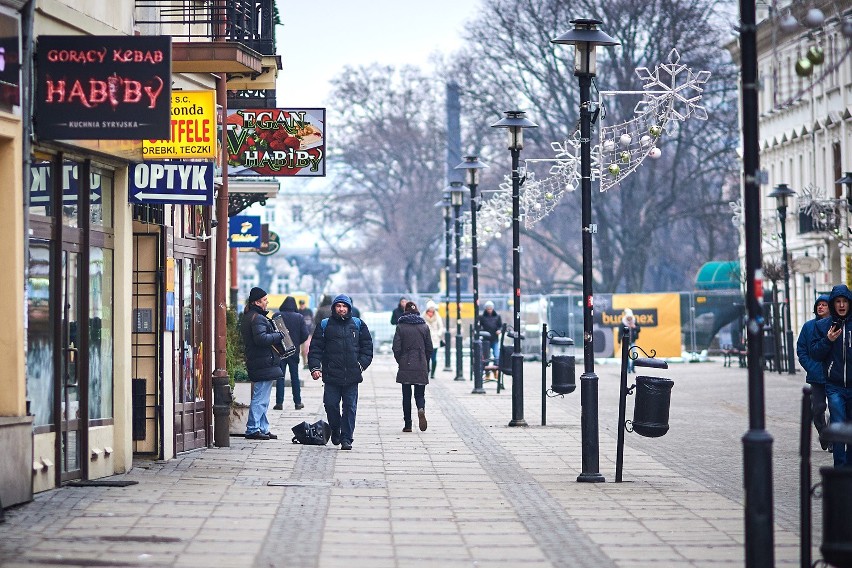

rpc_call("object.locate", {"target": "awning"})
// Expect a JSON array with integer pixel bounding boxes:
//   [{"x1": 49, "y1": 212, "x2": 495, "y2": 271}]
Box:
[{"x1": 695, "y1": 261, "x2": 740, "y2": 290}]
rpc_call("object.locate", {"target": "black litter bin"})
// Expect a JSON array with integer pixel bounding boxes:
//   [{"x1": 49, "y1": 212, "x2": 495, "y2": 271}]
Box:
[
  {"x1": 632, "y1": 375, "x2": 674, "y2": 438},
  {"x1": 821, "y1": 466, "x2": 852, "y2": 567},
  {"x1": 499, "y1": 344, "x2": 513, "y2": 376},
  {"x1": 551, "y1": 355, "x2": 576, "y2": 394}
]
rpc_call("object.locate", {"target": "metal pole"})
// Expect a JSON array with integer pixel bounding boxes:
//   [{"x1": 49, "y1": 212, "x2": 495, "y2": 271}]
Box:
[
  {"x1": 800, "y1": 385, "x2": 812, "y2": 568},
  {"x1": 444, "y1": 210, "x2": 453, "y2": 371},
  {"x1": 509, "y1": 145, "x2": 527, "y2": 426},
  {"x1": 541, "y1": 323, "x2": 547, "y2": 426},
  {"x1": 577, "y1": 73, "x2": 604, "y2": 482},
  {"x1": 779, "y1": 205, "x2": 796, "y2": 374},
  {"x1": 454, "y1": 202, "x2": 464, "y2": 381},
  {"x1": 616, "y1": 324, "x2": 629, "y2": 483},
  {"x1": 739, "y1": 0, "x2": 775, "y2": 563},
  {"x1": 471, "y1": 177, "x2": 485, "y2": 393}
]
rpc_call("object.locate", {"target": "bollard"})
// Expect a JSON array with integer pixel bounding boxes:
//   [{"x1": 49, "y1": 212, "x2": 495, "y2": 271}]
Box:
[
  {"x1": 631, "y1": 376, "x2": 674, "y2": 438},
  {"x1": 821, "y1": 466, "x2": 852, "y2": 567}
]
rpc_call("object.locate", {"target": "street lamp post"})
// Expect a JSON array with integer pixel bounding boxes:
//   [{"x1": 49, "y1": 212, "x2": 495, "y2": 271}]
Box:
[
  {"x1": 768, "y1": 183, "x2": 797, "y2": 375},
  {"x1": 492, "y1": 110, "x2": 537, "y2": 427},
  {"x1": 442, "y1": 190, "x2": 453, "y2": 372},
  {"x1": 450, "y1": 181, "x2": 466, "y2": 381},
  {"x1": 456, "y1": 156, "x2": 489, "y2": 394},
  {"x1": 552, "y1": 18, "x2": 618, "y2": 482}
]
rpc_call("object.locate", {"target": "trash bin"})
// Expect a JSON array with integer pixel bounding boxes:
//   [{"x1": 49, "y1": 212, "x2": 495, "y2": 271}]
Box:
[
  {"x1": 821, "y1": 465, "x2": 852, "y2": 567},
  {"x1": 632, "y1": 375, "x2": 674, "y2": 438},
  {"x1": 499, "y1": 344, "x2": 514, "y2": 376},
  {"x1": 549, "y1": 336, "x2": 575, "y2": 394}
]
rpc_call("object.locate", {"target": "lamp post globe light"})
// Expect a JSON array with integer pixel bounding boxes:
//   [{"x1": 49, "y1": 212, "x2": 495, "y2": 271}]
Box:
[
  {"x1": 456, "y1": 156, "x2": 489, "y2": 394},
  {"x1": 450, "y1": 181, "x2": 466, "y2": 381},
  {"x1": 767, "y1": 183, "x2": 797, "y2": 376},
  {"x1": 491, "y1": 110, "x2": 537, "y2": 427},
  {"x1": 442, "y1": 189, "x2": 454, "y2": 372},
  {"x1": 552, "y1": 18, "x2": 619, "y2": 482}
]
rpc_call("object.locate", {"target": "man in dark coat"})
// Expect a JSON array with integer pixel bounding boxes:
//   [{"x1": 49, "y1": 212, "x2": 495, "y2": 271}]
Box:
[
  {"x1": 308, "y1": 294, "x2": 373, "y2": 450},
  {"x1": 797, "y1": 294, "x2": 830, "y2": 448},
  {"x1": 479, "y1": 301, "x2": 503, "y2": 365},
  {"x1": 393, "y1": 301, "x2": 433, "y2": 432},
  {"x1": 274, "y1": 296, "x2": 310, "y2": 410},
  {"x1": 812, "y1": 284, "x2": 852, "y2": 466},
  {"x1": 240, "y1": 287, "x2": 285, "y2": 440}
]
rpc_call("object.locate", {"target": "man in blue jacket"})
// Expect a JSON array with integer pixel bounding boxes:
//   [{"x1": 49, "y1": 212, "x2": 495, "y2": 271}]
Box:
[
  {"x1": 812, "y1": 284, "x2": 852, "y2": 466},
  {"x1": 798, "y1": 294, "x2": 831, "y2": 449},
  {"x1": 308, "y1": 294, "x2": 373, "y2": 451}
]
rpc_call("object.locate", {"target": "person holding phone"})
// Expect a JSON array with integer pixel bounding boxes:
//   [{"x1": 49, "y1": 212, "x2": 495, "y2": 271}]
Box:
[{"x1": 811, "y1": 284, "x2": 852, "y2": 466}]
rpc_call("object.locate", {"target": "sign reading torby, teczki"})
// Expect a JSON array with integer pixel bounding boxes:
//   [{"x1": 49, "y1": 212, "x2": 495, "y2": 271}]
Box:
[{"x1": 36, "y1": 35, "x2": 172, "y2": 140}]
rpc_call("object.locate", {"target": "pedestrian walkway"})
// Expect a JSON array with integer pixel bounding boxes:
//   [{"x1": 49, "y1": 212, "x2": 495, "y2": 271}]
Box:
[{"x1": 0, "y1": 355, "x2": 810, "y2": 567}]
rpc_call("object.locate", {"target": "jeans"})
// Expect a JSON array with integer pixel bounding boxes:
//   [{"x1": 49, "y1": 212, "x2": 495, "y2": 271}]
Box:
[
  {"x1": 277, "y1": 355, "x2": 301, "y2": 405},
  {"x1": 246, "y1": 380, "x2": 273, "y2": 435},
  {"x1": 401, "y1": 384, "x2": 426, "y2": 425},
  {"x1": 429, "y1": 349, "x2": 437, "y2": 377},
  {"x1": 323, "y1": 382, "x2": 358, "y2": 445},
  {"x1": 489, "y1": 340, "x2": 500, "y2": 362},
  {"x1": 826, "y1": 384, "x2": 852, "y2": 466}
]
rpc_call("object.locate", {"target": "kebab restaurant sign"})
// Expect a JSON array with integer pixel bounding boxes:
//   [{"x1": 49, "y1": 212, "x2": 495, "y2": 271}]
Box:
[
  {"x1": 143, "y1": 90, "x2": 216, "y2": 159},
  {"x1": 36, "y1": 35, "x2": 171, "y2": 140}
]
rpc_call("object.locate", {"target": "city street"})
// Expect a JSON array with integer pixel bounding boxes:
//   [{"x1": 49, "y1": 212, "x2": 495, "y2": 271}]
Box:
[{"x1": 0, "y1": 354, "x2": 827, "y2": 567}]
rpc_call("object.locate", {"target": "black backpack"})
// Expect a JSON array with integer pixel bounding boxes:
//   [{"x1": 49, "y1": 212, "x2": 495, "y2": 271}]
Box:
[{"x1": 291, "y1": 420, "x2": 331, "y2": 445}]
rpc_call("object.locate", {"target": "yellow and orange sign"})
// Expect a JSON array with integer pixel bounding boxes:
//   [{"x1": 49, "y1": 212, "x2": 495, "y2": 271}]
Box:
[
  {"x1": 611, "y1": 293, "x2": 682, "y2": 358},
  {"x1": 143, "y1": 91, "x2": 216, "y2": 159}
]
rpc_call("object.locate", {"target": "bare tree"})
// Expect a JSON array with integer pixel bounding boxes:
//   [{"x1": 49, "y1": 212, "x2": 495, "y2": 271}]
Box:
[
  {"x1": 323, "y1": 64, "x2": 448, "y2": 294},
  {"x1": 444, "y1": 0, "x2": 739, "y2": 293}
]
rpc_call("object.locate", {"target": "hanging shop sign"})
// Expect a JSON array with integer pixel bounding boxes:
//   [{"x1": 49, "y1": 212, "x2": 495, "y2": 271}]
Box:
[
  {"x1": 35, "y1": 35, "x2": 171, "y2": 140},
  {"x1": 30, "y1": 161, "x2": 101, "y2": 205},
  {"x1": 0, "y1": 8, "x2": 21, "y2": 114},
  {"x1": 143, "y1": 90, "x2": 216, "y2": 159},
  {"x1": 226, "y1": 108, "x2": 325, "y2": 177},
  {"x1": 228, "y1": 215, "x2": 262, "y2": 248},
  {"x1": 128, "y1": 160, "x2": 214, "y2": 205}
]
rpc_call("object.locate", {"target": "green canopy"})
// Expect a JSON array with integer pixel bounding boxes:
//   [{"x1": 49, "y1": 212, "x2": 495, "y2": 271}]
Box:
[{"x1": 695, "y1": 261, "x2": 740, "y2": 290}]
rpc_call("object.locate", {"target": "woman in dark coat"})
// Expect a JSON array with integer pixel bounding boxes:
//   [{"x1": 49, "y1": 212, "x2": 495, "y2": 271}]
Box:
[{"x1": 392, "y1": 301, "x2": 433, "y2": 432}]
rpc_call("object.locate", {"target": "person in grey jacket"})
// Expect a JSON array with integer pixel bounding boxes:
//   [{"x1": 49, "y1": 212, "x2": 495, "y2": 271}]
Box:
[
  {"x1": 393, "y1": 301, "x2": 433, "y2": 432},
  {"x1": 308, "y1": 294, "x2": 373, "y2": 451},
  {"x1": 797, "y1": 294, "x2": 830, "y2": 448}
]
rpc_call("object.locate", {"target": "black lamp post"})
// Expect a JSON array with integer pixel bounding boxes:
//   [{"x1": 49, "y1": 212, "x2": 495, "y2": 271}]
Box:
[
  {"x1": 450, "y1": 181, "x2": 465, "y2": 381},
  {"x1": 492, "y1": 110, "x2": 537, "y2": 427},
  {"x1": 737, "y1": 1, "x2": 775, "y2": 565},
  {"x1": 456, "y1": 156, "x2": 489, "y2": 394},
  {"x1": 768, "y1": 182, "x2": 797, "y2": 375},
  {"x1": 552, "y1": 18, "x2": 618, "y2": 482},
  {"x1": 442, "y1": 189, "x2": 453, "y2": 372}
]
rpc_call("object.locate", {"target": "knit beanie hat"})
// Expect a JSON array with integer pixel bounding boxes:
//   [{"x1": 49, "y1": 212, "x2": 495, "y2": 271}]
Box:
[{"x1": 248, "y1": 287, "x2": 267, "y2": 303}]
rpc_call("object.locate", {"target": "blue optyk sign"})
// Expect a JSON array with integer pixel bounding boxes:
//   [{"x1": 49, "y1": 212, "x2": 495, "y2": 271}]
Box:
[
  {"x1": 128, "y1": 160, "x2": 214, "y2": 205},
  {"x1": 30, "y1": 161, "x2": 102, "y2": 205},
  {"x1": 229, "y1": 215, "x2": 262, "y2": 248}
]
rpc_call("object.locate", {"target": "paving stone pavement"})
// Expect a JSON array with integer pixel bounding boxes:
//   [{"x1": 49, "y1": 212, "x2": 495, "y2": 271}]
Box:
[{"x1": 0, "y1": 354, "x2": 827, "y2": 567}]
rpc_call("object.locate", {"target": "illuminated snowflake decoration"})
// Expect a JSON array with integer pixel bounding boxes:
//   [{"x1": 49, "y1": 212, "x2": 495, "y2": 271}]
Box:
[
  {"x1": 599, "y1": 49, "x2": 710, "y2": 192},
  {"x1": 729, "y1": 198, "x2": 743, "y2": 227},
  {"x1": 798, "y1": 184, "x2": 844, "y2": 240}
]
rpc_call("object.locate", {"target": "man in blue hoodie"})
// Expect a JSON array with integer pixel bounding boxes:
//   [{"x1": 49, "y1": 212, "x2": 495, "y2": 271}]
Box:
[
  {"x1": 798, "y1": 294, "x2": 830, "y2": 449},
  {"x1": 811, "y1": 284, "x2": 852, "y2": 466},
  {"x1": 308, "y1": 294, "x2": 373, "y2": 451}
]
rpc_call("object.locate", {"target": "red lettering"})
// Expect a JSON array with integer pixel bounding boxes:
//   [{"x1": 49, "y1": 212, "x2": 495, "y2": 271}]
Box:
[
  {"x1": 67, "y1": 80, "x2": 92, "y2": 108},
  {"x1": 123, "y1": 80, "x2": 142, "y2": 103},
  {"x1": 44, "y1": 80, "x2": 65, "y2": 102},
  {"x1": 88, "y1": 80, "x2": 107, "y2": 104}
]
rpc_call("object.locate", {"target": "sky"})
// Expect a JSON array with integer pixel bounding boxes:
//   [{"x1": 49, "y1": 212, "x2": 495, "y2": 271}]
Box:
[{"x1": 274, "y1": 0, "x2": 482, "y2": 107}]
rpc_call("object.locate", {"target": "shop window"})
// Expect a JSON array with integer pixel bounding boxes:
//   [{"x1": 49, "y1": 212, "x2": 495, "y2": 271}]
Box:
[
  {"x1": 88, "y1": 247, "x2": 113, "y2": 419},
  {"x1": 26, "y1": 239, "x2": 53, "y2": 427}
]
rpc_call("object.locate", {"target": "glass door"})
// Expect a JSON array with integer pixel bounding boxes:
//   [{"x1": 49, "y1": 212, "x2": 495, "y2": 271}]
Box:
[{"x1": 60, "y1": 249, "x2": 82, "y2": 481}]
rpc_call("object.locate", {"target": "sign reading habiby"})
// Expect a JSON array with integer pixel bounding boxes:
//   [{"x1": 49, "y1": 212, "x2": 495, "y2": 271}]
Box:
[
  {"x1": 226, "y1": 108, "x2": 325, "y2": 177},
  {"x1": 143, "y1": 91, "x2": 216, "y2": 159},
  {"x1": 36, "y1": 35, "x2": 171, "y2": 140}
]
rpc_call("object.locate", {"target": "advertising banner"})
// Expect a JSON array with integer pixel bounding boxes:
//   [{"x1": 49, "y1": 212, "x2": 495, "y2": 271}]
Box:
[
  {"x1": 609, "y1": 293, "x2": 682, "y2": 358},
  {"x1": 30, "y1": 161, "x2": 101, "y2": 205},
  {"x1": 128, "y1": 160, "x2": 214, "y2": 206},
  {"x1": 35, "y1": 35, "x2": 171, "y2": 140},
  {"x1": 226, "y1": 108, "x2": 325, "y2": 177},
  {"x1": 143, "y1": 90, "x2": 216, "y2": 159},
  {"x1": 229, "y1": 215, "x2": 262, "y2": 248}
]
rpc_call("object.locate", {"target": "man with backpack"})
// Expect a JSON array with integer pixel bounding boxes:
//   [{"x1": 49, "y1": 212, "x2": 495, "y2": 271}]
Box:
[{"x1": 308, "y1": 294, "x2": 373, "y2": 451}]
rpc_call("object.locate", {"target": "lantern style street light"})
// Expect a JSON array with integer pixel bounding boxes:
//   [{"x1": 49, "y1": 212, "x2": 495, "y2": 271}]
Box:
[
  {"x1": 552, "y1": 18, "x2": 618, "y2": 482},
  {"x1": 768, "y1": 182, "x2": 797, "y2": 376},
  {"x1": 450, "y1": 181, "x2": 466, "y2": 381},
  {"x1": 492, "y1": 110, "x2": 537, "y2": 427},
  {"x1": 441, "y1": 190, "x2": 454, "y2": 372},
  {"x1": 456, "y1": 155, "x2": 489, "y2": 394}
]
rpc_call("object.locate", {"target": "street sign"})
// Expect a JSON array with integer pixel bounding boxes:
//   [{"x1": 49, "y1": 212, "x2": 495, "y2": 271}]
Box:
[
  {"x1": 128, "y1": 160, "x2": 214, "y2": 205},
  {"x1": 30, "y1": 161, "x2": 101, "y2": 205},
  {"x1": 229, "y1": 215, "x2": 261, "y2": 248}
]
